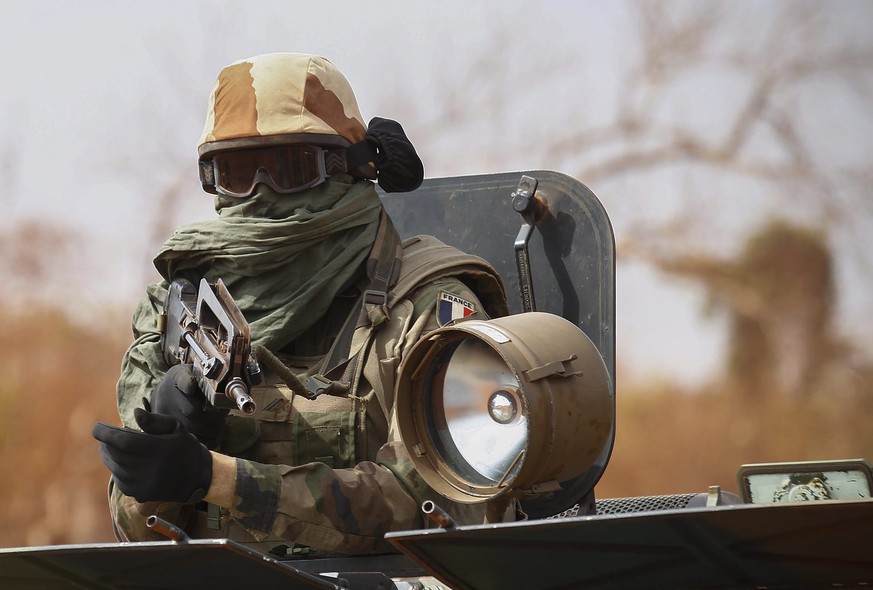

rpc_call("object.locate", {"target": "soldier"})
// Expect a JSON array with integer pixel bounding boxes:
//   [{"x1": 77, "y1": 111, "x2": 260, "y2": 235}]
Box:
[{"x1": 92, "y1": 52, "x2": 509, "y2": 555}]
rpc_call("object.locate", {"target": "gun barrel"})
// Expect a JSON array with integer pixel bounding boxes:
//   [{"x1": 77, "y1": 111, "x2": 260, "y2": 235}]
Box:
[{"x1": 226, "y1": 377, "x2": 256, "y2": 415}]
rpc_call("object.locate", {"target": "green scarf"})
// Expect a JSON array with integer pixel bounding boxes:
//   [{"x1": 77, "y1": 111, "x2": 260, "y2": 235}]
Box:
[{"x1": 154, "y1": 176, "x2": 382, "y2": 351}]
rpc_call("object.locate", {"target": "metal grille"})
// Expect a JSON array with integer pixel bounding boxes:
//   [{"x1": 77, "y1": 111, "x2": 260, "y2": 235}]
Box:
[
  {"x1": 596, "y1": 493, "x2": 697, "y2": 515},
  {"x1": 548, "y1": 493, "x2": 699, "y2": 519}
]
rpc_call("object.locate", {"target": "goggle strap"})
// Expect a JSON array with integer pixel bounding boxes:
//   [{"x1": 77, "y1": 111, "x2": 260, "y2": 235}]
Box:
[
  {"x1": 343, "y1": 140, "x2": 379, "y2": 180},
  {"x1": 199, "y1": 160, "x2": 213, "y2": 182}
]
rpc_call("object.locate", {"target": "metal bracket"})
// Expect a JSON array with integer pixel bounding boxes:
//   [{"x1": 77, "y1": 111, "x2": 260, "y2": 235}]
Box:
[{"x1": 512, "y1": 175, "x2": 540, "y2": 313}]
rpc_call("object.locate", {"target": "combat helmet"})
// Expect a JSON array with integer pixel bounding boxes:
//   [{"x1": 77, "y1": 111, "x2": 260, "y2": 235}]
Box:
[
  {"x1": 199, "y1": 52, "x2": 366, "y2": 156},
  {"x1": 198, "y1": 52, "x2": 424, "y2": 197},
  {"x1": 197, "y1": 52, "x2": 376, "y2": 197}
]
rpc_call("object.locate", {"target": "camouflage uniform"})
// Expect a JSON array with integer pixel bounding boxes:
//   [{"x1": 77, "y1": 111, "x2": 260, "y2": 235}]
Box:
[{"x1": 108, "y1": 53, "x2": 510, "y2": 555}]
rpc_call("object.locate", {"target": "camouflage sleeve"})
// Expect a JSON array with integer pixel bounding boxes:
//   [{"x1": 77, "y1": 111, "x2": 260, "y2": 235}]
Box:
[
  {"x1": 225, "y1": 277, "x2": 491, "y2": 554},
  {"x1": 226, "y1": 439, "x2": 484, "y2": 555},
  {"x1": 110, "y1": 281, "x2": 190, "y2": 541},
  {"x1": 116, "y1": 281, "x2": 172, "y2": 428},
  {"x1": 228, "y1": 450, "x2": 420, "y2": 554}
]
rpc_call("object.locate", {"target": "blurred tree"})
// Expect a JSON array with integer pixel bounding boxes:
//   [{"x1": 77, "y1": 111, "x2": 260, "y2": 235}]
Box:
[
  {"x1": 605, "y1": 1, "x2": 873, "y2": 250},
  {"x1": 0, "y1": 220, "x2": 81, "y2": 309},
  {"x1": 650, "y1": 220, "x2": 840, "y2": 399},
  {"x1": 726, "y1": 222, "x2": 835, "y2": 398},
  {"x1": 593, "y1": 1, "x2": 872, "y2": 396}
]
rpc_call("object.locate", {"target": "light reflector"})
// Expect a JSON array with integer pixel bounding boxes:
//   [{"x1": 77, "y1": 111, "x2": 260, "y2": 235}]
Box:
[
  {"x1": 396, "y1": 312, "x2": 614, "y2": 505},
  {"x1": 425, "y1": 338, "x2": 528, "y2": 485}
]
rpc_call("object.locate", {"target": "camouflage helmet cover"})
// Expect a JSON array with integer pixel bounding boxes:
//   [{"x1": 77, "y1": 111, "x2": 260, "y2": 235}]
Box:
[{"x1": 198, "y1": 52, "x2": 367, "y2": 158}]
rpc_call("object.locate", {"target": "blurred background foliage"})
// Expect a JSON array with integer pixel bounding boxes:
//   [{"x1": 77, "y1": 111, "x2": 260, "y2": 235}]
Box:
[{"x1": 1, "y1": 0, "x2": 872, "y2": 547}]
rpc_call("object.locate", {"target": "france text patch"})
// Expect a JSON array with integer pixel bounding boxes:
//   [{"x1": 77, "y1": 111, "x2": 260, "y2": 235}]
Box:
[{"x1": 437, "y1": 291, "x2": 476, "y2": 326}]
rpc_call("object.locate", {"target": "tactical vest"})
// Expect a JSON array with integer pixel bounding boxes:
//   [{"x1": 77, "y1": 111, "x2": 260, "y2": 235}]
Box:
[{"x1": 187, "y1": 232, "x2": 508, "y2": 545}]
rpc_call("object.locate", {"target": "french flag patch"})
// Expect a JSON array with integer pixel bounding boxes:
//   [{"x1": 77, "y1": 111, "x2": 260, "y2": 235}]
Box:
[{"x1": 437, "y1": 291, "x2": 477, "y2": 326}]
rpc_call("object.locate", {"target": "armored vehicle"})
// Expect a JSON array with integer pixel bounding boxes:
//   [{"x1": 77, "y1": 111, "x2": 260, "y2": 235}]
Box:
[{"x1": 2, "y1": 171, "x2": 871, "y2": 589}]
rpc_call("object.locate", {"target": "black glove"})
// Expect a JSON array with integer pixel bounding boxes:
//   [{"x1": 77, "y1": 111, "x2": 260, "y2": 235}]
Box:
[
  {"x1": 92, "y1": 408, "x2": 212, "y2": 504},
  {"x1": 150, "y1": 364, "x2": 227, "y2": 450},
  {"x1": 365, "y1": 117, "x2": 424, "y2": 193}
]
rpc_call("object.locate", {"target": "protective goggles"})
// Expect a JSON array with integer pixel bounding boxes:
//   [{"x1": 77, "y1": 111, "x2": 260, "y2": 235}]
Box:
[{"x1": 199, "y1": 144, "x2": 365, "y2": 198}]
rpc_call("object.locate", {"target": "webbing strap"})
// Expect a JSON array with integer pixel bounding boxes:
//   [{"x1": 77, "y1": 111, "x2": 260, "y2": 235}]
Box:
[
  {"x1": 305, "y1": 208, "x2": 402, "y2": 398},
  {"x1": 359, "y1": 208, "x2": 403, "y2": 328},
  {"x1": 305, "y1": 229, "x2": 508, "y2": 400}
]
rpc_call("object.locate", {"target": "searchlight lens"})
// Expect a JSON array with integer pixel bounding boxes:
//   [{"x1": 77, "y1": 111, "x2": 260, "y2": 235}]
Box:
[{"x1": 425, "y1": 338, "x2": 527, "y2": 485}]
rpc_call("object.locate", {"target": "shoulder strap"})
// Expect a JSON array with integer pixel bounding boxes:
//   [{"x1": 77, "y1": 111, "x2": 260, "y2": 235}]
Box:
[
  {"x1": 305, "y1": 208, "x2": 402, "y2": 397},
  {"x1": 357, "y1": 208, "x2": 403, "y2": 328},
  {"x1": 307, "y1": 228, "x2": 509, "y2": 399}
]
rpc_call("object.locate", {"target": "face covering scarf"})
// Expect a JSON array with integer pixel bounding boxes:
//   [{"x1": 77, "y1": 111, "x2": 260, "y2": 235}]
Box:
[{"x1": 153, "y1": 177, "x2": 382, "y2": 352}]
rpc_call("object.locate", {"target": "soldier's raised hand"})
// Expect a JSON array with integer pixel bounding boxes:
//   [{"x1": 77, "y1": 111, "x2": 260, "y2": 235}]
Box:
[{"x1": 149, "y1": 364, "x2": 228, "y2": 450}]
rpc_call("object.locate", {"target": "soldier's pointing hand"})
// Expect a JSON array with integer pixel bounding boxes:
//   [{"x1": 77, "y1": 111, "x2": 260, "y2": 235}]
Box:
[{"x1": 92, "y1": 408, "x2": 212, "y2": 504}]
